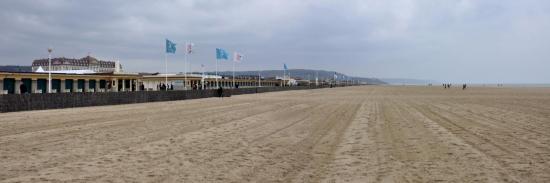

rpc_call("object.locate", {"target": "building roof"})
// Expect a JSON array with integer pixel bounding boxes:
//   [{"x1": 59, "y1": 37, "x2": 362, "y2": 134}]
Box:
[
  {"x1": 32, "y1": 56, "x2": 116, "y2": 67},
  {"x1": 0, "y1": 66, "x2": 32, "y2": 72}
]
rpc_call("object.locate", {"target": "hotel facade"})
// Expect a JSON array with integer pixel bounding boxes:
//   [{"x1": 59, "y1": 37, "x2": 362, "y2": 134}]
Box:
[{"x1": 1, "y1": 55, "x2": 302, "y2": 94}]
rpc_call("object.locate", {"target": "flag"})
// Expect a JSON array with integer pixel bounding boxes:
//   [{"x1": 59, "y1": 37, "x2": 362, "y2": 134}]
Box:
[
  {"x1": 233, "y1": 52, "x2": 243, "y2": 63},
  {"x1": 334, "y1": 72, "x2": 338, "y2": 79},
  {"x1": 284, "y1": 63, "x2": 288, "y2": 70},
  {"x1": 186, "y1": 43, "x2": 194, "y2": 54},
  {"x1": 166, "y1": 39, "x2": 176, "y2": 54},
  {"x1": 216, "y1": 48, "x2": 229, "y2": 60}
]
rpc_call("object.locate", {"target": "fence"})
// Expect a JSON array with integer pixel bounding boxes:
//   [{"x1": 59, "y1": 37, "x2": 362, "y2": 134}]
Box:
[{"x1": 0, "y1": 85, "x2": 335, "y2": 113}]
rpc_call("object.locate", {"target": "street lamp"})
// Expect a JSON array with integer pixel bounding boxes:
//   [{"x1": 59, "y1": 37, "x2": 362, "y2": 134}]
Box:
[
  {"x1": 48, "y1": 48, "x2": 52, "y2": 93},
  {"x1": 258, "y1": 70, "x2": 261, "y2": 87}
]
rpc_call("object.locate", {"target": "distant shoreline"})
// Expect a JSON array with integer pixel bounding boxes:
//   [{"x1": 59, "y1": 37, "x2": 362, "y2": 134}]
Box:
[
  {"x1": 467, "y1": 84, "x2": 550, "y2": 88},
  {"x1": 385, "y1": 83, "x2": 550, "y2": 88}
]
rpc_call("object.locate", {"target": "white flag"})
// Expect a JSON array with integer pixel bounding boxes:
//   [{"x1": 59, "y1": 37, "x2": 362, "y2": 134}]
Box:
[
  {"x1": 186, "y1": 43, "x2": 194, "y2": 54},
  {"x1": 233, "y1": 52, "x2": 243, "y2": 63}
]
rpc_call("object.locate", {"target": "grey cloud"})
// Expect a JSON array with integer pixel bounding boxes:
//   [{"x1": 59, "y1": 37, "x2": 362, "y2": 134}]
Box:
[{"x1": 0, "y1": 0, "x2": 549, "y2": 83}]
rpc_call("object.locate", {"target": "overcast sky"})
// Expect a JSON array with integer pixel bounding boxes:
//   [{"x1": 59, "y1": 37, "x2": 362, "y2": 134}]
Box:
[{"x1": 0, "y1": 0, "x2": 549, "y2": 83}]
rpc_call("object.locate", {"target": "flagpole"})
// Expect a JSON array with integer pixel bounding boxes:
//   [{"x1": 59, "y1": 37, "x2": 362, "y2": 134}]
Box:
[
  {"x1": 188, "y1": 61, "x2": 192, "y2": 88},
  {"x1": 47, "y1": 48, "x2": 52, "y2": 93},
  {"x1": 184, "y1": 48, "x2": 187, "y2": 90},
  {"x1": 283, "y1": 69, "x2": 286, "y2": 87},
  {"x1": 215, "y1": 58, "x2": 218, "y2": 88},
  {"x1": 165, "y1": 53, "x2": 168, "y2": 91},
  {"x1": 201, "y1": 64, "x2": 205, "y2": 90},
  {"x1": 232, "y1": 60, "x2": 235, "y2": 88}
]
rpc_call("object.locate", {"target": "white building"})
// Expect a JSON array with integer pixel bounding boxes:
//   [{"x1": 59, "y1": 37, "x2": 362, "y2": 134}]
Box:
[{"x1": 32, "y1": 56, "x2": 122, "y2": 73}]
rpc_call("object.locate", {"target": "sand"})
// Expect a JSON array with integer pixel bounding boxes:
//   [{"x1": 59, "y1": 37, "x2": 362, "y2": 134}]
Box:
[{"x1": 1, "y1": 86, "x2": 549, "y2": 182}]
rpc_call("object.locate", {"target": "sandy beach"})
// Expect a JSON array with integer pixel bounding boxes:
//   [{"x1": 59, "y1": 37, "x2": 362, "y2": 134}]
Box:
[{"x1": 1, "y1": 86, "x2": 549, "y2": 182}]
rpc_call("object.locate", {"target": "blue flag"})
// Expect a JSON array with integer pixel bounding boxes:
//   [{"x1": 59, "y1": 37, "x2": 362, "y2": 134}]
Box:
[
  {"x1": 284, "y1": 63, "x2": 288, "y2": 70},
  {"x1": 166, "y1": 39, "x2": 176, "y2": 54},
  {"x1": 216, "y1": 48, "x2": 229, "y2": 60}
]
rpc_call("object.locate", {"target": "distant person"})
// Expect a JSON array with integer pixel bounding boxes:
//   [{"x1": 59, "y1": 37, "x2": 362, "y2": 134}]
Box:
[
  {"x1": 140, "y1": 84, "x2": 145, "y2": 91},
  {"x1": 170, "y1": 84, "x2": 174, "y2": 90},
  {"x1": 462, "y1": 84, "x2": 466, "y2": 90},
  {"x1": 20, "y1": 83, "x2": 28, "y2": 94},
  {"x1": 217, "y1": 86, "x2": 223, "y2": 98}
]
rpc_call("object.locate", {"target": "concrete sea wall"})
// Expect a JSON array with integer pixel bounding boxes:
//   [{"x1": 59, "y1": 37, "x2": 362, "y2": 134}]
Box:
[{"x1": 0, "y1": 86, "x2": 333, "y2": 113}]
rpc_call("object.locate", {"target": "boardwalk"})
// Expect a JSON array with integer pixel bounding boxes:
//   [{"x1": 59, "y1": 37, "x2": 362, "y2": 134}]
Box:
[{"x1": 1, "y1": 86, "x2": 549, "y2": 182}]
